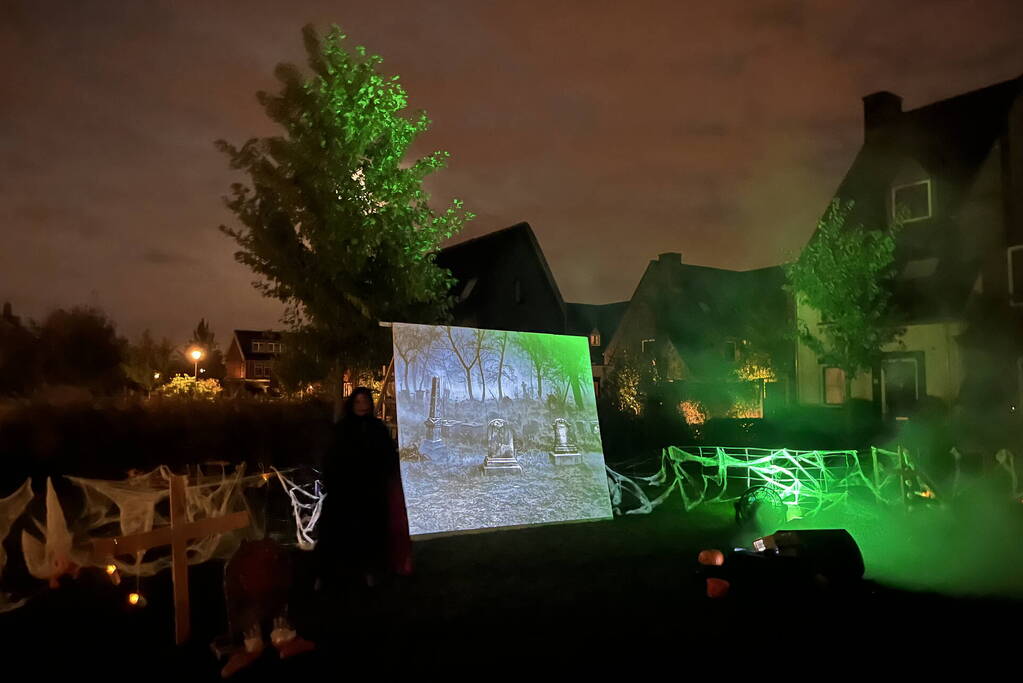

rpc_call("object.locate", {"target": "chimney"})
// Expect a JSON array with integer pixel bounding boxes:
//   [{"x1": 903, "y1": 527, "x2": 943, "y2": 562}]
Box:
[
  {"x1": 862, "y1": 91, "x2": 902, "y2": 140},
  {"x1": 657, "y1": 252, "x2": 682, "y2": 266}
]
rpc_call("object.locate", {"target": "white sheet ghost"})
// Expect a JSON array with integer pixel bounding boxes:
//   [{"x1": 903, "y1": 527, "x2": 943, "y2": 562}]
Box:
[{"x1": 21, "y1": 478, "x2": 80, "y2": 588}]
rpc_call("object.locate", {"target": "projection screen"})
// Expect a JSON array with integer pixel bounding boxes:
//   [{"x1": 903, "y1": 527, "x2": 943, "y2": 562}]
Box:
[{"x1": 391, "y1": 323, "x2": 613, "y2": 536}]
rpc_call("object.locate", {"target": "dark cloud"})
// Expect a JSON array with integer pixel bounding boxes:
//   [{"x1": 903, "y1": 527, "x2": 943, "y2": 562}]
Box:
[{"x1": 1, "y1": 0, "x2": 1021, "y2": 344}]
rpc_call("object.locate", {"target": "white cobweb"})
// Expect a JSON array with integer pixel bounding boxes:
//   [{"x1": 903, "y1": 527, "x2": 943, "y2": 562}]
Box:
[
  {"x1": 70, "y1": 464, "x2": 260, "y2": 576},
  {"x1": 0, "y1": 479, "x2": 34, "y2": 613}
]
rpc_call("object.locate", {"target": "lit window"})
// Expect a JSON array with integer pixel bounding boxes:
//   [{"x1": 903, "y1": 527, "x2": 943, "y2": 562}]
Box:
[
  {"x1": 892, "y1": 179, "x2": 932, "y2": 222},
  {"x1": 589, "y1": 329, "x2": 601, "y2": 347},
  {"x1": 823, "y1": 367, "x2": 846, "y2": 405},
  {"x1": 1009, "y1": 246, "x2": 1023, "y2": 306}
]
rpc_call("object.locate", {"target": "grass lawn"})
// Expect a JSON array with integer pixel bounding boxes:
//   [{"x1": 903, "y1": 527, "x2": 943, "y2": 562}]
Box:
[{"x1": 3, "y1": 503, "x2": 1018, "y2": 678}]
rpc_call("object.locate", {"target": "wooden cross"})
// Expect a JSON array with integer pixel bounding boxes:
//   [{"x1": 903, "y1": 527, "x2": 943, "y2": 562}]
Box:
[{"x1": 91, "y1": 473, "x2": 250, "y2": 644}]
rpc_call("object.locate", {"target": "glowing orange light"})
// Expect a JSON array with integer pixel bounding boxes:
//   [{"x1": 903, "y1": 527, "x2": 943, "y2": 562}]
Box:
[
  {"x1": 105, "y1": 564, "x2": 117, "y2": 575},
  {"x1": 128, "y1": 592, "x2": 142, "y2": 606},
  {"x1": 189, "y1": 349, "x2": 203, "y2": 361}
]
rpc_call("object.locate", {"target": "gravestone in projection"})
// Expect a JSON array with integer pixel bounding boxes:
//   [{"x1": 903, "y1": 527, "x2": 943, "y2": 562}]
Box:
[
  {"x1": 549, "y1": 418, "x2": 582, "y2": 466},
  {"x1": 392, "y1": 323, "x2": 614, "y2": 535}
]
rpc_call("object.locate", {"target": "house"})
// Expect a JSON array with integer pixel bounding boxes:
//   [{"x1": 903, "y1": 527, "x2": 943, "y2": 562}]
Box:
[
  {"x1": 566, "y1": 301, "x2": 629, "y2": 398},
  {"x1": 603, "y1": 252, "x2": 794, "y2": 418},
  {"x1": 436, "y1": 222, "x2": 568, "y2": 335},
  {"x1": 794, "y1": 74, "x2": 1023, "y2": 418},
  {"x1": 224, "y1": 330, "x2": 285, "y2": 390}
]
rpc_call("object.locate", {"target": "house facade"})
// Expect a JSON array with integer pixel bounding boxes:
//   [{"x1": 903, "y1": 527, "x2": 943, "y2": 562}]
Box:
[
  {"x1": 795, "y1": 75, "x2": 1023, "y2": 419},
  {"x1": 566, "y1": 301, "x2": 629, "y2": 398},
  {"x1": 604, "y1": 252, "x2": 794, "y2": 419},
  {"x1": 225, "y1": 330, "x2": 285, "y2": 390}
]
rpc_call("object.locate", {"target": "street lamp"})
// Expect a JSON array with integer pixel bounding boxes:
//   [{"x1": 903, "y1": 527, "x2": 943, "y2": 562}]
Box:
[{"x1": 189, "y1": 348, "x2": 204, "y2": 378}]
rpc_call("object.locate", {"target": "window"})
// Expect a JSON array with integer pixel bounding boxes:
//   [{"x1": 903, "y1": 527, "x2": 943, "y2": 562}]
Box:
[
  {"x1": 823, "y1": 367, "x2": 846, "y2": 405},
  {"x1": 641, "y1": 338, "x2": 655, "y2": 355},
  {"x1": 1008, "y1": 246, "x2": 1023, "y2": 306},
  {"x1": 253, "y1": 363, "x2": 272, "y2": 378},
  {"x1": 892, "y1": 179, "x2": 932, "y2": 222},
  {"x1": 593, "y1": 378, "x2": 601, "y2": 398},
  {"x1": 723, "y1": 340, "x2": 737, "y2": 361},
  {"x1": 589, "y1": 329, "x2": 601, "y2": 347},
  {"x1": 252, "y1": 341, "x2": 263, "y2": 352}
]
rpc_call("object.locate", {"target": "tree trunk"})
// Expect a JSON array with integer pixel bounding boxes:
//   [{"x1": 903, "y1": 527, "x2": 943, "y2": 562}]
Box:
[
  {"x1": 570, "y1": 374, "x2": 583, "y2": 409},
  {"x1": 497, "y1": 332, "x2": 507, "y2": 400}
]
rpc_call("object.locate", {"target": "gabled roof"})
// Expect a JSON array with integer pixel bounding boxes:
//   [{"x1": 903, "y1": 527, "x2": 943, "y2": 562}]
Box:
[
  {"x1": 231, "y1": 329, "x2": 283, "y2": 361},
  {"x1": 566, "y1": 301, "x2": 630, "y2": 363},
  {"x1": 830, "y1": 75, "x2": 1023, "y2": 323},
  {"x1": 436, "y1": 222, "x2": 567, "y2": 330}
]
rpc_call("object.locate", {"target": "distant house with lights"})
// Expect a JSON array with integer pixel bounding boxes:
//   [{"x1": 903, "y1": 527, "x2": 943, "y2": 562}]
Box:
[
  {"x1": 603, "y1": 252, "x2": 794, "y2": 419},
  {"x1": 225, "y1": 330, "x2": 285, "y2": 391},
  {"x1": 794, "y1": 74, "x2": 1023, "y2": 419}
]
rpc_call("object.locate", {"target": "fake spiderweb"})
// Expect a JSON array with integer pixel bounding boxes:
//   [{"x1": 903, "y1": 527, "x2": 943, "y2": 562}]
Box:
[{"x1": 606, "y1": 445, "x2": 911, "y2": 517}]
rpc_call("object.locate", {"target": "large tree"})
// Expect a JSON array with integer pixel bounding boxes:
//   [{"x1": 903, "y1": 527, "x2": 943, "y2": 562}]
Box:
[
  {"x1": 785, "y1": 199, "x2": 904, "y2": 404},
  {"x1": 186, "y1": 318, "x2": 226, "y2": 380},
  {"x1": 217, "y1": 25, "x2": 472, "y2": 397},
  {"x1": 123, "y1": 330, "x2": 178, "y2": 393}
]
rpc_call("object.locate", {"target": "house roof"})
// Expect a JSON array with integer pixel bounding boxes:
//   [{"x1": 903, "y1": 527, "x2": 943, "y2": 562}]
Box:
[
  {"x1": 605, "y1": 253, "x2": 791, "y2": 379},
  {"x1": 436, "y1": 222, "x2": 567, "y2": 329},
  {"x1": 231, "y1": 329, "x2": 283, "y2": 361},
  {"x1": 566, "y1": 301, "x2": 630, "y2": 363},
  {"x1": 832, "y1": 75, "x2": 1023, "y2": 323}
]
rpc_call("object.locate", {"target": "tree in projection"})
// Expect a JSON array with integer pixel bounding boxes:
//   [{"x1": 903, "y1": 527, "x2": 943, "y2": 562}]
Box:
[
  {"x1": 444, "y1": 326, "x2": 487, "y2": 401},
  {"x1": 785, "y1": 199, "x2": 903, "y2": 407},
  {"x1": 394, "y1": 324, "x2": 442, "y2": 394},
  {"x1": 217, "y1": 25, "x2": 472, "y2": 400},
  {"x1": 513, "y1": 334, "x2": 557, "y2": 400}
]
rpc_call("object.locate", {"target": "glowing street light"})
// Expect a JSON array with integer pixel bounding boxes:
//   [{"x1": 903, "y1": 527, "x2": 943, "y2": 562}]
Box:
[{"x1": 189, "y1": 348, "x2": 204, "y2": 378}]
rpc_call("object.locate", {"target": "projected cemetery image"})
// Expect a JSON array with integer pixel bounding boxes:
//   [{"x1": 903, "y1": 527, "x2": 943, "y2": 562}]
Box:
[{"x1": 392, "y1": 323, "x2": 613, "y2": 536}]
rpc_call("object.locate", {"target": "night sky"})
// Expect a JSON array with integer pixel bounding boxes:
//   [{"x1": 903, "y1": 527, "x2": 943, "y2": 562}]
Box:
[{"x1": 3, "y1": 1, "x2": 1022, "y2": 345}]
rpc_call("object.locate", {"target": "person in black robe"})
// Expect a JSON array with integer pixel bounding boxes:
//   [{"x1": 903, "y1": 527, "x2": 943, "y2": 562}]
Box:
[{"x1": 318, "y1": 387, "x2": 411, "y2": 589}]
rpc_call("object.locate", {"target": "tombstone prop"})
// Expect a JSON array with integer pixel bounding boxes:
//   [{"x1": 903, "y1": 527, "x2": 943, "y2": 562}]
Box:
[
  {"x1": 484, "y1": 419, "x2": 522, "y2": 474},
  {"x1": 421, "y1": 376, "x2": 447, "y2": 459},
  {"x1": 548, "y1": 418, "x2": 582, "y2": 466}
]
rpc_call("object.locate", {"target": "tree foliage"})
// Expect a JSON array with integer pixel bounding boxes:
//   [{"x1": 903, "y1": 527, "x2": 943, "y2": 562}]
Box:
[
  {"x1": 186, "y1": 318, "x2": 226, "y2": 380},
  {"x1": 785, "y1": 199, "x2": 903, "y2": 387},
  {"x1": 217, "y1": 24, "x2": 472, "y2": 388},
  {"x1": 154, "y1": 374, "x2": 223, "y2": 401},
  {"x1": 35, "y1": 306, "x2": 126, "y2": 393},
  {"x1": 123, "y1": 330, "x2": 178, "y2": 393}
]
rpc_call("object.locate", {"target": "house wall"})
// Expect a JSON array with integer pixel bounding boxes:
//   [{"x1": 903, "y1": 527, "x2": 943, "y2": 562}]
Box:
[
  {"x1": 225, "y1": 338, "x2": 245, "y2": 379},
  {"x1": 795, "y1": 300, "x2": 965, "y2": 407}
]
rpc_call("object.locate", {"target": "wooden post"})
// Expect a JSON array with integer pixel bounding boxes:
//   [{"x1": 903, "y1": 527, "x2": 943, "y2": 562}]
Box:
[{"x1": 92, "y1": 473, "x2": 250, "y2": 645}]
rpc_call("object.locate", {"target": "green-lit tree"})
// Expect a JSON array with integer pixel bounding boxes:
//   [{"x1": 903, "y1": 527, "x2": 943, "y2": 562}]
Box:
[
  {"x1": 217, "y1": 25, "x2": 472, "y2": 400},
  {"x1": 785, "y1": 199, "x2": 904, "y2": 405}
]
